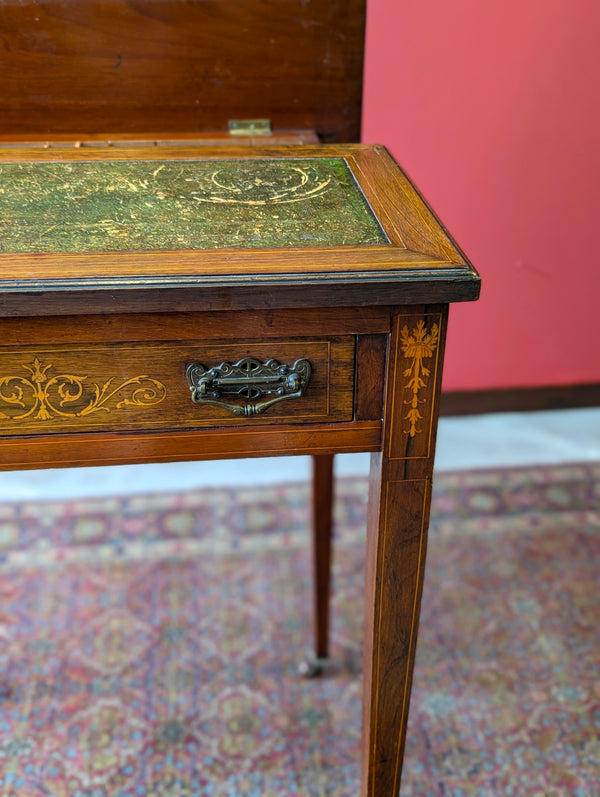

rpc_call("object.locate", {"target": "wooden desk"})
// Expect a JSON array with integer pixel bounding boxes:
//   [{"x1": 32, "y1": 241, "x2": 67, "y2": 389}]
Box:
[{"x1": 0, "y1": 143, "x2": 479, "y2": 795}]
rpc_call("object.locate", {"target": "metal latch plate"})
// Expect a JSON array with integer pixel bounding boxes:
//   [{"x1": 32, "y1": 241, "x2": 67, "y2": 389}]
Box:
[{"x1": 228, "y1": 119, "x2": 272, "y2": 136}]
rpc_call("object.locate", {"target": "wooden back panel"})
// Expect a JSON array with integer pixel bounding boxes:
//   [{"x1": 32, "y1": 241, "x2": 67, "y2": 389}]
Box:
[{"x1": 0, "y1": 0, "x2": 366, "y2": 142}]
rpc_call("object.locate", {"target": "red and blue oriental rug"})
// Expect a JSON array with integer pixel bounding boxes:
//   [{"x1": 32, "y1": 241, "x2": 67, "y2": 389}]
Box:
[{"x1": 0, "y1": 462, "x2": 599, "y2": 795}]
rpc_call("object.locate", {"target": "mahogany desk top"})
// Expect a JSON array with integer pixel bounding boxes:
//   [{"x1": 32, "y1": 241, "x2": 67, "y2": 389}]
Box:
[{"x1": 0, "y1": 144, "x2": 477, "y2": 317}]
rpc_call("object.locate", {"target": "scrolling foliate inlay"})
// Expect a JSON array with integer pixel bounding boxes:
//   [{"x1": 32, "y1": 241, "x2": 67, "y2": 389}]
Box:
[
  {"x1": 400, "y1": 320, "x2": 440, "y2": 437},
  {"x1": 0, "y1": 358, "x2": 167, "y2": 422}
]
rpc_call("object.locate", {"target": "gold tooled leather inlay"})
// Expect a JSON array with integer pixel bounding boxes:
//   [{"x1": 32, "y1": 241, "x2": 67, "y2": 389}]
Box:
[
  {"x1": 400, "y1": 321, "x2": 439, "y2": 437},
  {"x1": 0, "y1": 358, "x2": 166, "y2": 421},
  {"x1": 190, "y1": 164, "x2": 332, "y2": 205},
  {"x1": 0, "y1": 159, "x2": 388, "y2": 252}
]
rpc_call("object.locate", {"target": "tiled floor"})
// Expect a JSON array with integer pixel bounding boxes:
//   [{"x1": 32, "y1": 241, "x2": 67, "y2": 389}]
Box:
[{"x1": 1, "y1": 407, "x2": 599, "y2": 501}]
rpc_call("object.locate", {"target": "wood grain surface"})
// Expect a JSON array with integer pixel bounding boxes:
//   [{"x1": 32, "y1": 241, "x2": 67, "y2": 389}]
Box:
[
  {"x1": 0, "y1": 307, "x2": 391, "y2": 345},
  {"x1": 0, "y1": 0, "x2": 366, "y2": 142},
  {"x1": 0, "y1": 420, "x2": 381, "y2": 472}
]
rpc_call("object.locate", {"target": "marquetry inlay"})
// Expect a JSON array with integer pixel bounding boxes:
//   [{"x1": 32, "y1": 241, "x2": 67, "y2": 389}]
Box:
[
  {"x1": 400, "y1": 320, "x2": 440, "y2": 437},
  {"x1": 0, "y1": 357, "x2": 166, "y2": 422}
]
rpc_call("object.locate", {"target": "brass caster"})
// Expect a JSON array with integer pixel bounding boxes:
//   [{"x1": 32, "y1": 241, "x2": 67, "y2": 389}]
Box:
[{"x1": 298, "y1": 656, "x2": 330, "y2": 678}]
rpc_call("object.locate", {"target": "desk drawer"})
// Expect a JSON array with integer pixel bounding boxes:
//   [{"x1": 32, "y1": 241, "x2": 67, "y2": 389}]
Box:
[{"x1": 0, "y1": 337, "x2": 354, "y2": 436}]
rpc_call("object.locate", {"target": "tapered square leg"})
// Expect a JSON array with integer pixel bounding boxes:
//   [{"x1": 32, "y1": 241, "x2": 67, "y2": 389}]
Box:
[
  {"x1": 361, "y1": 306, "x2": 447, "y2": 795},
  {"x1": 312, "y1": 454, "x2": 334, "y2": 658},
  {"x1": 300, "y1": 453, "x2": 335, "y2": 677}
]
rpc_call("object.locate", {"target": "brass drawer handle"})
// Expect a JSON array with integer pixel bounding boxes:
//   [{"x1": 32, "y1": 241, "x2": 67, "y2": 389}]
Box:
[{"x1": 186, "y1": 357, "x2": 312, "y2": 417}]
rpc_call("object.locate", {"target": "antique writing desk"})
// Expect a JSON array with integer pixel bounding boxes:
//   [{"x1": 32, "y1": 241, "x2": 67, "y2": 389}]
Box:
[
  {"x1": 0, "y1": 142, "x2": 479, "y2": 794},
  {"x1": 0, "y1": 0, "x2": 479, "y2": 791}
]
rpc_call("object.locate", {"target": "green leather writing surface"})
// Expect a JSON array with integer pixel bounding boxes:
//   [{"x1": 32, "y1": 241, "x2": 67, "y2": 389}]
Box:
[{"x1": 0, "y1": 158, "x2": 388, "y2": 253}]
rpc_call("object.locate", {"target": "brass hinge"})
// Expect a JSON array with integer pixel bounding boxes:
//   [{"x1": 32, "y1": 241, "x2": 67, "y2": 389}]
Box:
[{"x1": 228, "y1": 119, "x2": 272, "y2": 137}]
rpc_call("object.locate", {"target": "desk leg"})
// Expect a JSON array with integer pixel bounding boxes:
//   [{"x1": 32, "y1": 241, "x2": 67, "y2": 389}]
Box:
[
  {"x1": 361, "y1": 306, "x2": 446, "y2": 796},
  {"x1": 300, "y1": 454, "x2": 334, "y2": 677}
]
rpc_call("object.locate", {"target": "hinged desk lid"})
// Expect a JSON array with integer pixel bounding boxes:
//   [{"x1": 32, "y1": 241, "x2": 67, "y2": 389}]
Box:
[
  {"x1": 0, "y1": 0, "x2": 366, "y2": 143},
  {"x1": 0, "y1": 144, "x2": 480, "y2": 315}
]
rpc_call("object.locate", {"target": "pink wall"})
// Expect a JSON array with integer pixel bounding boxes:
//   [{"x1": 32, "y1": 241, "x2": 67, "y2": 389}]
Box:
[{"x1": 362, "y1": 0, "x2": 600, "y2": 391}]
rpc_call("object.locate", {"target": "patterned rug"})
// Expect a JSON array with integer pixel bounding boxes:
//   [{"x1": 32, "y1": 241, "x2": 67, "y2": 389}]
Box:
[{"x1": 0, "y1": 462, "x2": 599, "y2": 796}]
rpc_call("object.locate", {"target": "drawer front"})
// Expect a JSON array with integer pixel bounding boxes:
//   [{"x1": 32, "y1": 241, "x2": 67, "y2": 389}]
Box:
[{"x1": 0, "y1": 337, "x2": 354, "y2": 436}]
